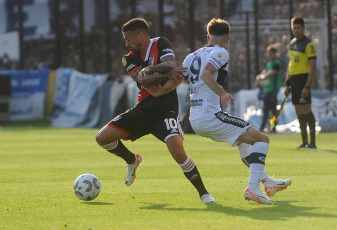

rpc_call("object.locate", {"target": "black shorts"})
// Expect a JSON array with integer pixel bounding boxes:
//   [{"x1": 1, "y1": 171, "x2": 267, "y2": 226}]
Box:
[
  {"x1": 108, "y1": 106, "x2": 183, "y2": 142},
  {"x1": 290, "y1": 74, "x2": 311, "y2": 105}
]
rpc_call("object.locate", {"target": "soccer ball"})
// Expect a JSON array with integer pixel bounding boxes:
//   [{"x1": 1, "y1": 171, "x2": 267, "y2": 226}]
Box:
[{"x1": 74, "y1": 173, "x2": 101, "y2": 201}]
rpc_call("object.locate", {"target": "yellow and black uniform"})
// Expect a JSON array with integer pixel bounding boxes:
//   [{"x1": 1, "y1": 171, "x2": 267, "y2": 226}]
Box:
[
  {"x1": 288, "y1": 35, "x2": 317, "y2": 148},
  {"x1": 288, "y1": 35, "x2": 317, "y2": 104}
]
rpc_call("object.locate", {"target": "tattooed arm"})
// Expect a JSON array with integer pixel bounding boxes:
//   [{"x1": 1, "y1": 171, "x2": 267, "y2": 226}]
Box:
[{"x1": 137, "y1": 56, "x2": 175, "y2": 85}]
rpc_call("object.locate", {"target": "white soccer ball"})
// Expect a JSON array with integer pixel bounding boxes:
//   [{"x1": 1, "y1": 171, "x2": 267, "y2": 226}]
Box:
[{"x1": 74, "y1": 173, "x2": 101, "y2": 201}]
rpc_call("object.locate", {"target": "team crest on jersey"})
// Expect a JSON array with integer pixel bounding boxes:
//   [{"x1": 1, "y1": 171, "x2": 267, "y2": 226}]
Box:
[
  {"x1": 112, "y1": 115, "x2": 121, "y2": 121},
  {"x1": 217, "y1": 54, "x2": 222, "y2": 59},
  {"x1": 122, "y1": 57, "x2": 127, "y2": 67},
  {"x1": 149, "y1": 55, "x2": 155, "y2": 66}
]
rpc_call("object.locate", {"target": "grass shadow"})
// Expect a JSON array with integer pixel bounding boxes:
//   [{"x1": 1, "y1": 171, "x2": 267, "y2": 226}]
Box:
[
  {"x1": 299, "y1": 148, "x2": 337, "y2": 154},
  {"x1": 82, "y1": 202, "x2": 114, "y2": 206},
  {"x1": 140, "y1": 201, "x2": 337, "y2": 221}
]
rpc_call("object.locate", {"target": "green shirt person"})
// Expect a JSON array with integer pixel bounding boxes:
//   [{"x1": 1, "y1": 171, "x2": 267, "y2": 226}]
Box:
[{"x1": 256, "y1": 45, "x2": 283, "y2": 132}]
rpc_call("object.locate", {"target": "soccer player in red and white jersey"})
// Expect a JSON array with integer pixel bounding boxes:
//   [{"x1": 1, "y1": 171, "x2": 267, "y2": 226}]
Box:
[
  {"x1": 95, "y1": 18, "x2": 215, "y2": 203},
  {"x1": 182, "y1": 18, "x2": 292, "y2": 204}
]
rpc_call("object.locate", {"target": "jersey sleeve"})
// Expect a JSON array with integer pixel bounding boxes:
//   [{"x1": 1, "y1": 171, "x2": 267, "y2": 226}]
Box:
[
  {"x1": 305, "y1": 42, "x2": 317, "y2": 59},
  {"x1": 122, "y1": 54, "x2": 141, "y2": 76},
  {"x1": 157, "y1": 37, "x2": 175, "y2": 60},
  {"x1": 207, "y1": 47, "x2": 229, "y2": 70}
]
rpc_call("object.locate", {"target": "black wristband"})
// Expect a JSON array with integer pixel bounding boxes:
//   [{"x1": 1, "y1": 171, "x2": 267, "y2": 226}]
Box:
[
  {"x1": 305, "y1": 85, "x2": 310, "y2": 89},
  {"x1": 286, "y1": 79, "x2": 291, "y2": 86}
]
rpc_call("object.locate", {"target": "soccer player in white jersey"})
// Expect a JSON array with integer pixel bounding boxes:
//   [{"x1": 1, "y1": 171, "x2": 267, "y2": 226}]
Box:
[{"x1": 181, "y1": 18, "x2": 292, "y2": 204}]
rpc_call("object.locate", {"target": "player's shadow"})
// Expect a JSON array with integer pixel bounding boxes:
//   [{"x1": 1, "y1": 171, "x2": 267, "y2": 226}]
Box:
[
  {"x1": 297, "y1": 148, "x2": 337, "y2": 154},
  {"x1": 82, "y1": 202, "x2": 113, "y2": 206},
  {"x1": 140, "y1": 201, "x2": 337, "y2": 220}
]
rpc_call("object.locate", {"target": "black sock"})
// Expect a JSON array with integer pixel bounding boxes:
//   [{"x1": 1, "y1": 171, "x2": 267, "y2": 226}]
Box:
[
  {"x1": 183, "y1": 166, "x2": 208, "y2": 197},
  {"x1": 305, "y1": 112, "x2": 316, "y2": 145},
  {"x1": 107, "y1": 140, "x2": 136, "y2": 164},
  {"x1": 298, "y1": 114, "x2": 308, "y2": 145}
]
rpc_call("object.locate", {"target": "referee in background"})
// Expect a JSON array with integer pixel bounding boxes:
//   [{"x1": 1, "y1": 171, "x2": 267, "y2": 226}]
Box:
[{"x1": 285, "y1": 16, "x2": 317, "y2": 149}]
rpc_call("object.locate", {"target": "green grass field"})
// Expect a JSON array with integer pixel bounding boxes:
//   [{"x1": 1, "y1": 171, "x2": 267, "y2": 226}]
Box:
[{"x1": 1, "y1": 124, "x2": 337, "y2": 230}]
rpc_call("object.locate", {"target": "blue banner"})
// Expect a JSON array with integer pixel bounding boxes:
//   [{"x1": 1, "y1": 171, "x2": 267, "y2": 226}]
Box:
[
  {"x1": 233, "y1": 88, "x2": 337, "y2": 133},
  {"x1": 52, "y1": 68, "x2": 73, "y2": 117},
  {"x1": 52, "y1": 70, "x2": 107, "y2": 128},
  {"x1": 0, "y1": 69, "x2": 49, "y2": 120}
]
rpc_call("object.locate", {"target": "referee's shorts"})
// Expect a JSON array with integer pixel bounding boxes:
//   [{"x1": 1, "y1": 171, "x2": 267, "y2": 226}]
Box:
[{"x1": 290, "y1": 74, "x2": 311, "y2": 105}]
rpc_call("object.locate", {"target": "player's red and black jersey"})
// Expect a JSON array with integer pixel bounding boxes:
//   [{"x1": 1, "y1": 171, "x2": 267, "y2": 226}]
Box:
[{"x1": 121, "y1": 36, "x2": 177, "y2": 114}]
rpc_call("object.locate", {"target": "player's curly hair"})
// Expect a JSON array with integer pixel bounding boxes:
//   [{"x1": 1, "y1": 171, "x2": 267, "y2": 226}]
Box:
[
  {"x1": 207, "y1": 18, "x2": 231, "y2": 36},
  {"x1": 122, "y1": 18, "x2": 149, "y2": 33}
]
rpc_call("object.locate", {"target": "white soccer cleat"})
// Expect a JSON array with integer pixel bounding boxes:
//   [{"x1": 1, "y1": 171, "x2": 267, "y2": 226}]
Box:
[
  {"x1": 200, "y1": 194, "x2": 216, "y2": 203},
  {"x1": 243, "y1": 187, "x2": 274, "y2": 204},
  {"x1": 263, "y1": 178, "x2": 292, "y2": 196},
  {"x1": 125, "y1": 154, "x2": 143, "y2": 186}
]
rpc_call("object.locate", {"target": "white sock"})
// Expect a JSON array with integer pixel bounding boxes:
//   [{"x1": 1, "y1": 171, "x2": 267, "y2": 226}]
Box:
[
  {"x1": 261, "y1": 171, "x2": 270, "y2": 183},
  {"x1": 237, "y1": 143, "x2": 270, "y2": 183},
  {"x1": 248, "y1": 142, "x2": 269, "y2": 188}
]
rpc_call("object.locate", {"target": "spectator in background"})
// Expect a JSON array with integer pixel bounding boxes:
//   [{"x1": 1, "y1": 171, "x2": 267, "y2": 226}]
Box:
[
  {"x1": 255, "y1": 45, "x2": 282, "y2": 132},
  {"x1": 163, "y1": 0, "x2": 178, "y2": 41}
]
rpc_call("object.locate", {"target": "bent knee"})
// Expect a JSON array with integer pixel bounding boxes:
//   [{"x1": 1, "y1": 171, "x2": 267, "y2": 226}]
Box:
[
  {"x1": 95, "y1": 131, "x2": 104, "y2": 146},
  {"x1": 95, "y1": 128, "x2": 114, "y2": 146},
  {"x1": 260, "y1": 133, "x2": 269, "y2": 143}
]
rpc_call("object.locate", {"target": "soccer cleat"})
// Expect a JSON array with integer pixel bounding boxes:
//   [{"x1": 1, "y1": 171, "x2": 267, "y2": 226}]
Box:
[
  {"x1": 125, "y1": 154, "x2": 143, "y2": 186},
  {"x1": 243, "y1": 187, "x2": 274, "y2": 204},
  {"x1": 263, "y1": 178, "x2": 292, "y2": 196},
  {"x1": 200, "y1": 194, "x2": 216, "y2": 203},
  {"x1": 297, "y1": 143, "x2": 308, "y2": 148}
]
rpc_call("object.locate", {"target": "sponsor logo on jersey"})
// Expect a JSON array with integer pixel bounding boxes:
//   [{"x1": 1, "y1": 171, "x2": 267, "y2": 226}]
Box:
[
  {"x1": 122, "y1": 57, "x2": 127, "y2": 66},
  {"x1": 190, "y1": 99, "x2": 203, "y2": 107}
]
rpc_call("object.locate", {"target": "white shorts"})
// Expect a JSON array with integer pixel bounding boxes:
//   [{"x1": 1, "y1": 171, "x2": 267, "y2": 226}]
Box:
[{"x1": 190, "y1": 111, "x2": 251, "y2": 147}]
